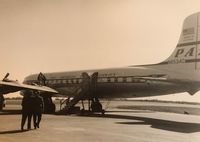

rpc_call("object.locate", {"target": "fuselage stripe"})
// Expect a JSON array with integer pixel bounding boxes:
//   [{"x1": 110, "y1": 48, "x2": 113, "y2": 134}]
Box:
[
  {"x1": 158, "y1": 58, "x2": 200, "y2": 65},
  {"x1": 25, "y1": 75, "x2": 153, "y2": 87},
  {"x1": 176, "y1": 41, "x2": 200, "y2": 47}
]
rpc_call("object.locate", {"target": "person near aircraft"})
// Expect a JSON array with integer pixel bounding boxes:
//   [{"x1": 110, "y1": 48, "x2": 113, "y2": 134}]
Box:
[
  {"x1": 21, "y1": 94, "x2": 32, "y2": 131},
  {"x1": 0, "y1": 95, "x2": 5, "y2": 110},
  {"x1": 33, "y1": 92, "x2": 44, "y2": 129}
]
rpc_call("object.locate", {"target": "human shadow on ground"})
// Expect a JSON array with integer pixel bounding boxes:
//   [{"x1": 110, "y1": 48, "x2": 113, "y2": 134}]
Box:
[
  {"x1": 117, "y1": 105, "x2": 200, "y2": 115},
  {"x1": 0, "y1": 110, "x2": 21, "y2": 115},
  {"x1": 0, "y1": 129, "x2": 29, "y2": 134}
]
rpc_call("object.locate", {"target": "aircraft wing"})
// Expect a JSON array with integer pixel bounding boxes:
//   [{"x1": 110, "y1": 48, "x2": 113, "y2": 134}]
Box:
[{"x1": 0, "y1": 80, "x2": 58, "y2": 95}]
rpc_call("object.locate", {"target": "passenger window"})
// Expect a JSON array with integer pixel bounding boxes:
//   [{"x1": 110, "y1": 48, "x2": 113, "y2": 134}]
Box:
[
  {"x1": 126, "y1": 77, "x2": 132, "y2": 82},
  {"x1": 102, "y1": 78, "x2": 107, "y2": 82},
  {"x1": 97, "y1": 78, "x2": 103, "y2": 83},
  {"x1": 52, "y1": 80, "x2": 56, "y2": 84},
  {"x1": 47, "y1": 80, "x2": 51, "y2": 84},
  {"x1": 57, "y1": 80, "x2": 61, "y2": 84},
  {"x1": 117, "y1": 77, "x2": 123, "y2": 82},
  {"x1": 73, "y1": 79, "x2": 77, "y2": 84},
  {"x1": 62, "y1": 80, "x2": 67, "y2": 84},
  {"x1": 110, "y1": 78, "x2": 115, "y2": 82},
  {"x1": 123, "y1": 78, "x2": 126, "y2": 82},
  {"x1": 78, "y1": 79, "x2": 82, "y2": 83}
]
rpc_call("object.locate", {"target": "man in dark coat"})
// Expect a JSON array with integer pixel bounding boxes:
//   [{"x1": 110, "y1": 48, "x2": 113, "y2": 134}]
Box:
[
  {"x1": 21, "y1": 94, "x2": 32, "y2": 131},
  {"x1": 33, "y1": 93, "x2": 44, "y2": 129}
]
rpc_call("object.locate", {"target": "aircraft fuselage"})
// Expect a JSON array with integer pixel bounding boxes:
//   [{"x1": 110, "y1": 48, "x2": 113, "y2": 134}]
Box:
[{"x1": 23, "y1": 64, "x2": 200, "y2": 98}]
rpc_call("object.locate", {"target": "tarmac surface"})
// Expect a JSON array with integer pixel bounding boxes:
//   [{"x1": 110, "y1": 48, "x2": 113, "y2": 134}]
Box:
[{"x1": 1, "y1": 100, "x2": 200, "y2": 142}]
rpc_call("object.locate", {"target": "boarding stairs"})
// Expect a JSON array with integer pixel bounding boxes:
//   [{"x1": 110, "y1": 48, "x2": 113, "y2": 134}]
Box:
[
  {"x1": 57, "y1": 72, "x2": 98, "y2": 115},
  {"x1": 58, "y1": 88, "x2": 84, "y2": 114}
]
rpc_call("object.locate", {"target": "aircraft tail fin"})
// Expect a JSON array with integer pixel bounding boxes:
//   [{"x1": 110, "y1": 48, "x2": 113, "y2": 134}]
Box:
[{"x1": 161, "y1": 12, "x2": 200, "y2": 69}]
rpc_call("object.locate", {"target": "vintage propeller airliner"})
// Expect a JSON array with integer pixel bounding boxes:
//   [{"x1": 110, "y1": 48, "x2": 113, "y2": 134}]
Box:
[{"x1": 1, "y1": 12, "x2": 200, "y2": 114}]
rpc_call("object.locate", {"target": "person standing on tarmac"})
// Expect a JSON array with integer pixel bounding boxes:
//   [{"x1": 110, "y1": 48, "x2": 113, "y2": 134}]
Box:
[
  {"x1": 0, "y1": 95, "x2": 5, "y2": 111},
  {"x1": 21, "y1": 94, "x2": 32, "y2": 131},
  {"x1": 33, "y1": 92, "x2": 44, "y2": 129}
]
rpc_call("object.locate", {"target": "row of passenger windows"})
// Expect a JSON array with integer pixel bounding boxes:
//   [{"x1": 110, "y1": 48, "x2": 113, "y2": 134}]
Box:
[
  {"x1": 41, "y1": 77, "x2": 146, "y2": 85},
  {"x1": 46, "y1": 78, "x2": 82, "y2": 84},
  {"x1": 98, "y1": 77, "x2": 145, "y2": 83}
]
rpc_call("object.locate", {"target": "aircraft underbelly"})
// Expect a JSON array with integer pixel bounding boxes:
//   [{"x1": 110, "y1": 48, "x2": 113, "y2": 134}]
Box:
[
  {"x1": 54, "y1": 81, "x2": 187, "y2": 99},
  {"x1": 96, "y1": 82, "x2": 185, "y2": 98}
]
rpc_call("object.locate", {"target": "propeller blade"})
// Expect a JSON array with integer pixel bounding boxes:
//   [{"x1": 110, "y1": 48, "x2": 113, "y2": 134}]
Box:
[{"x1": 3, "y1": 73, "x2": 9, "y2": 81}]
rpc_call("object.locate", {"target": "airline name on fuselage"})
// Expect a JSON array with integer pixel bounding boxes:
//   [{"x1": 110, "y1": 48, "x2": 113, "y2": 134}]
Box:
[
  {"x1": 175, "y1": 46, "x2": 196, "y2": 58},
  {"x1": 167, "y1": 46, "x2": 199, "y2": 64}
]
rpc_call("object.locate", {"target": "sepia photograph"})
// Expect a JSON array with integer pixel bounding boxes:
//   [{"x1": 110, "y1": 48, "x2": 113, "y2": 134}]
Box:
[{"x1": 0, "y1": 0, "x2": 200, "y2": 141}]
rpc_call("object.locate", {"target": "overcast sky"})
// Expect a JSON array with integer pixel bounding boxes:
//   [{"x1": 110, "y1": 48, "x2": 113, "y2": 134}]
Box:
[{"x1": 1, "y1": 0, "x2": 200, "y2": 101}]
